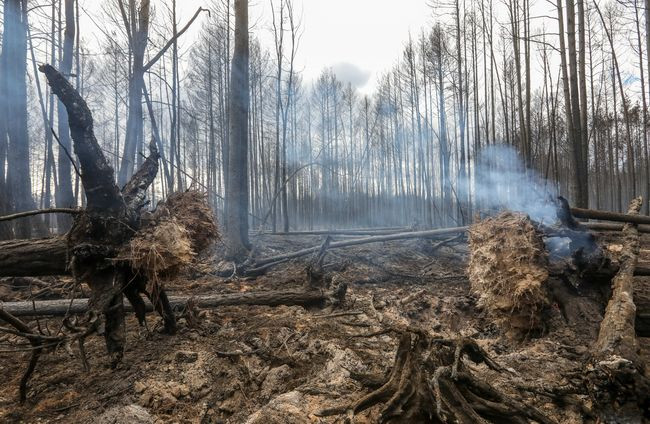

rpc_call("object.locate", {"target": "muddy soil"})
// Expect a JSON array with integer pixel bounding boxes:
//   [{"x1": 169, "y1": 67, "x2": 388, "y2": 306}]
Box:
[{"x1": 1, "y1": 233, "x2": 648, "y2": 423}]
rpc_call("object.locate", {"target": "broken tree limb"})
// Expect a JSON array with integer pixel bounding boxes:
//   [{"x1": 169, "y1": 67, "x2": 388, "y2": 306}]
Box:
[
  {"x1": 0, "y1": 208, "x2": 80, "y2": 222},
  {"x1": 0, "y1": 285, "x2": 347, "y2": 317},
  {"x1": 121, "y1": 140, "x2": 160, "y2": 212},
  {"x1": 39, "y1": 64, "x2": 122, "y2": 213},
  {"x1": 254, "y1": 226, "x2": 468, "y2": 267}
]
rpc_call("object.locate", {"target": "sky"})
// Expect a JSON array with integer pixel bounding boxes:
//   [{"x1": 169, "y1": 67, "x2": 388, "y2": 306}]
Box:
[
  {"x1": 79, "y1": 0, "x2": 434, "y2": 94},
  {"x1": 270, "y1": 0, "x2": 433, "y2": 93}
]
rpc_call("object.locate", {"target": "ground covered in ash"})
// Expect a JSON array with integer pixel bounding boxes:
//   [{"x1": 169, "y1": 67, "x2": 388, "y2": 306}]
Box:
[{"x1": 1, "y1": 232, "x2": 649, "y2": 423}]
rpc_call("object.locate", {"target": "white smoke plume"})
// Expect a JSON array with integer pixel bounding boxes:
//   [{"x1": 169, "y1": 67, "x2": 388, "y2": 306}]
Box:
[{"x1": 469, "y1": 145, "x2": 559, "y2": 224}]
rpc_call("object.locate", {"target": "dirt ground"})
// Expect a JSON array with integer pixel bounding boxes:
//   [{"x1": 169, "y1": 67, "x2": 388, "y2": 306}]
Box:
[{"x1": 1, "y1": 232, "x2": 649, "y2": 423}]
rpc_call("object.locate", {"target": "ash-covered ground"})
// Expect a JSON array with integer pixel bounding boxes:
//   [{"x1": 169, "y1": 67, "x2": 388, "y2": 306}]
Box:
[{"x1": 1, "y1": 232, "x2": 649, "y2": 423}]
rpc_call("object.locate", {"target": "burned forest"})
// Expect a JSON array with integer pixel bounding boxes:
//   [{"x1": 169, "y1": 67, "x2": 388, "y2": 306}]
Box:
[{"x1": 1, "y1": 0, "x2": 650, "y2": 423}]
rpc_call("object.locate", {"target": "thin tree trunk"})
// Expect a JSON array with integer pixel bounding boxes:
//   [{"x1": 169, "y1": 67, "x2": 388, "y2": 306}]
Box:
[
  {"x1": 55, "y1": 0, "x2": 76, "y2": 232},
  {"x1": 224, "y1": 0, "x2": 251, "y2": 258}
]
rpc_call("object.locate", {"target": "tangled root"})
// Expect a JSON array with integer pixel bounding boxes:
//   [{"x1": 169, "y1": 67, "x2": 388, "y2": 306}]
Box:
[
  {"x1": 118, "y1": 190, "x2": 218, "y2": 291},
  {"x1": 121, "y1": 219, "x2": 193, "y2": 293},
  {"x1": 152, "y1": 190, "x2": 219, "y2": 252},
  {"x1": 468, "y1": 212, "x2": 550, "y2": 338},
  {"x1": 318, "y1": 331, "x2": 555, "y2": 423}
]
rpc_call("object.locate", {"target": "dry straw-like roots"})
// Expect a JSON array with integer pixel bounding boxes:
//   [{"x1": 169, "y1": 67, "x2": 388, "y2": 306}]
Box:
[
  {"x1": 153, "y1": 190, "x2": 219, "y2": 252},
  {"x1": 124, "y1": 219, "x2": 194, "y2": 291},
  {"x1": 119, "y1": 191, "x2": 218, "y2": 291},
  {"x1": 468, "y1": 212, "x2": 550, "y2": 337}
]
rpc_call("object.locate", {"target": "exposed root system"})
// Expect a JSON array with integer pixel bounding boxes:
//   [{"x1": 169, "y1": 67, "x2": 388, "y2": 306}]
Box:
[
  {"x1": 468, "y1": 212, "x2": 550, "y2": 337},
  {"x1": 319, "y1": 330, "x2": 555, "y2": 423}
]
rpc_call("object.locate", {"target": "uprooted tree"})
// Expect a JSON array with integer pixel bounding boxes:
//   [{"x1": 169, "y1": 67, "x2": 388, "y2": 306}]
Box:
[
  {"x1": 0, "y1": 65, "x2": 347, "y2": 403},
  {"x1": 0, "y1": 64, "x2": 180, "y2": 367}
]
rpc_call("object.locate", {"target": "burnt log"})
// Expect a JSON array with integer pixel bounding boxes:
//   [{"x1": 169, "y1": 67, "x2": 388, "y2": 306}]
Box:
[
  {"x1": 585, "y1": 197, "x2": 650, "y2": 421},
  {"x1": 571, "y1": 205, "x2": 650, "y2": 226},
  {"x1": 0, "y1": 285, "x2": 347, "y2": 317},
  {"x1": 584, "y1": 221, "x2": 650, "y2": 233},
  {"x1": 595, "y1": 198, "x2": 642, "y2": 358},
  {"x1": 0, "y1": 237, "x2": 68, "y2": 276}
]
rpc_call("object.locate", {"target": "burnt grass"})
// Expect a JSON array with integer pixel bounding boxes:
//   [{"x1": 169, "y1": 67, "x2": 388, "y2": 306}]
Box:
[{"x1": 1, "y1": 233, "x2": 649, "y2": 423}]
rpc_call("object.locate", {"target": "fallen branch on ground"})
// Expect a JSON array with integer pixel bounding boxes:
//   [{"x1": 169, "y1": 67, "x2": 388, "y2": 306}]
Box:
[
  {"x1": 253, "y1": 226, "x2": 469, "y2": 268},
  {"x1": 0, "y1": 285, "x2": 347, "y2": 317}
]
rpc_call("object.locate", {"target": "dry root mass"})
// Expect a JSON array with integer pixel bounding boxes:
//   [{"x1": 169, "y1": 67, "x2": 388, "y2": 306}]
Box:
[
  {"x1": 468, "y1": 212, "x2": 550, "y2": 337},
  {"x1": 119, "y1": 190, "x2": 218, "y2": 291}
]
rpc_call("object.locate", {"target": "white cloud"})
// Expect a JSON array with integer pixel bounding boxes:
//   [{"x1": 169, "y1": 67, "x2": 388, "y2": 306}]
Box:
[{"x1": 331, "y1": 62, "x2": 371, "y2": 89}]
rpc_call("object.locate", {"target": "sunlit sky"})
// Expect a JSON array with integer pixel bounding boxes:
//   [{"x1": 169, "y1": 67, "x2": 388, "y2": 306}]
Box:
[{"x1": 79, "y1": 0, "x2": 434, "y2": 94}]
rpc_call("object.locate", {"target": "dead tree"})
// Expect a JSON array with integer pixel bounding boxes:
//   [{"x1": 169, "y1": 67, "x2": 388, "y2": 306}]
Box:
[
  {"x1": 0, "y1": 65, "x2": 176, "y2": 369},
  {"x1": 224, "y1": 0, "x2": 251, "y2": 258}
]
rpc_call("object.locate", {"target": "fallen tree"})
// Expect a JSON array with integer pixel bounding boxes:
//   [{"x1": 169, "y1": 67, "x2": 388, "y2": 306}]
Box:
[
  {"x1": 0, "y1": 236, "x2": 68, "y2": 276},
  {"x1": 0, "y1": 65, "x2": 203, "y2": 401},
  {"x1": 571, "y1": 206, "x2": 650, "y2": 225},
  {"x1": 0, "y1": 284, "x2": 347, "y2": 317},
  {"x1": 585, "y1": 198, "x2": 650, "y2": 421},
  {"x1": 466, "y1": 200, "x2": 650, "y2": 421}
]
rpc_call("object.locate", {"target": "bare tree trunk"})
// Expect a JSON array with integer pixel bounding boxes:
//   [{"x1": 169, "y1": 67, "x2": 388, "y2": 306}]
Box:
[
  {"x1": 577, "y1": 0, "x2": 589, "y2": 207},
  {"x1": 117, "y1": 0, "x2": 149, "y2": 186},
  {"x1": 3, "y1": 0, "x2": 40, "y2": 238},
  {"x1": 637, "y1": 0, "x2": 650, "y2": 213},
  {"x1": 566, "y1": 0, "x2": 587, "y2": 208},
  {"x1": 224, "y1": 0, "x2": 251, "y2": 258},
  {"x1": 55, "y1": 0, "x2": 76, "y2": 232}
]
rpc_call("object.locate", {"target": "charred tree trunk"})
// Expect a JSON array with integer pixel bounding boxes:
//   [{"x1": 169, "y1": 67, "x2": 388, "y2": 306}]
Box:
[
  {"x1": 0, "y1": 237, "x2": 68, "y2": 276},
  {"x1": 1, "y1": 285, "x2": 348, "y2": 317},
  {"x1": 2, "y1": 0, "x2": 41, "y2": 238},
  {"x1": 34, "y1": 65, "x2": 174, "y2": 367}
]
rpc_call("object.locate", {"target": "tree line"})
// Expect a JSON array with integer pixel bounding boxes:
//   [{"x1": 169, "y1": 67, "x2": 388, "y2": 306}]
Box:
[{"x1": 1, "y1": 0, "x2": 650, "y2": 240}]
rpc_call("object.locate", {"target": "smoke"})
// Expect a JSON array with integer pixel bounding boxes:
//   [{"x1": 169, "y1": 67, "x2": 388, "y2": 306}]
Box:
[{"x1": 468, "y1": 145, "x2": 559, "y2": 224}]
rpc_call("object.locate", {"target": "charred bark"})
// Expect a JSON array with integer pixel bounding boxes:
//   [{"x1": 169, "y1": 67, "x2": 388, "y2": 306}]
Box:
[
  {"x1": 35, "y1": 65, "x2": 174, "y2": 368},
  {"x1": 0, "y1": 236, "x2": 68, "y2": 276}
]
